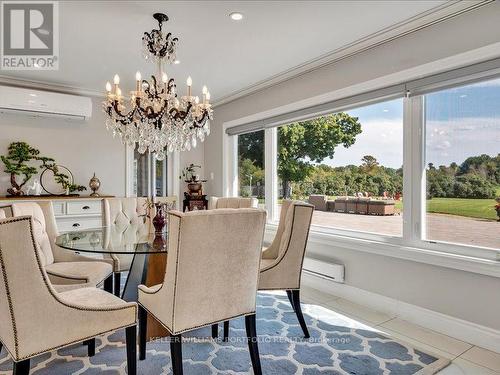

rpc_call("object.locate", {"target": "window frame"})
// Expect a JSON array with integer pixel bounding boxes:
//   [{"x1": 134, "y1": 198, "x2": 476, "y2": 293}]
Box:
[{"x1": 222, "y1": 64, "x2": 500, "y2": 272}]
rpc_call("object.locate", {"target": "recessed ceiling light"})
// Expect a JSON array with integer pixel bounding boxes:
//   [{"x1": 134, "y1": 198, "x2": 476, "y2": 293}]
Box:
[
  {"x1": 229, "y1": 12, "x2": 243, "y2": 21},
  {"x1": 173, "y1": 59, "x2": 180, "y2": 65}
]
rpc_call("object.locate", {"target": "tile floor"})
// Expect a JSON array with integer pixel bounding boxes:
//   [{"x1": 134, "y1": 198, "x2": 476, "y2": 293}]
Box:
[{"x1": 299, "y1": 285, "x2": 500, "y2": 375}]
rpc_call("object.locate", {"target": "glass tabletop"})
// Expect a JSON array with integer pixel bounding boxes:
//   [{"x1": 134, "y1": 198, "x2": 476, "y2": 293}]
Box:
[{"x1": 55, "y1": 225, "x2": 168, "y2": 255}]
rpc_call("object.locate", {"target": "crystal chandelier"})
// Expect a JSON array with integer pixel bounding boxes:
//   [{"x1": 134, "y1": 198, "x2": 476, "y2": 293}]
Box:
[{"x1": 103, "y1": 13, "x2": 212, "y2": 160}]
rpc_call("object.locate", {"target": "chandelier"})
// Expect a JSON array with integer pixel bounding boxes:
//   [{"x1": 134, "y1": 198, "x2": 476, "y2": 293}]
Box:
[{"x1": 103, "y1": 13, "x2": 212, "y2": 160}]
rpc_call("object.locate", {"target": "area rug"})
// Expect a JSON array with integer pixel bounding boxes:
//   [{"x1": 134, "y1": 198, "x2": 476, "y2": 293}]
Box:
[{"x1": 0, "y1": 292, "x2": 450, "y2": 374}]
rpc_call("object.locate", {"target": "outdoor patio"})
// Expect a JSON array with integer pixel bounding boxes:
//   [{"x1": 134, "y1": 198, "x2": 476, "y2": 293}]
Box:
[{"x1": 301, "y1": 209, "x2": 497, "y2": 250}]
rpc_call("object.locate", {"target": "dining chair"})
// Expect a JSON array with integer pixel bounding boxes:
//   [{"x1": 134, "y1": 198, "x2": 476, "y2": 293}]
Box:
[
  {"x1": 138, "y1": 208, "x2": 267, "y2": 375},
  {"x1": 0, "y1": 216, "x2": 138, "y2": 375},
  {"x1": 219, "y1": 200, "x2": 314, "y2": 340},
  {"x1": 11, "y1": 202, "x2": 114, "y2": 292},
  {"x1": 103, "y1": 197, "x2": 151, "y2": 296},
  {"x1": 208, "y1": 196, "x2": 258, "y2": 209}
]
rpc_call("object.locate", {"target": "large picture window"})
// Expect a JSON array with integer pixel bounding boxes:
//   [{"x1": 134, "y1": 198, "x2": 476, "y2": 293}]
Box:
[
  {"x1": 238, "y1": 130, "x2": 265, "y2": 205},
  {"x1": 277, "y1": 99, "x2": 404, "y2": 236},
  {"x1": 424, "y1": 78, "x2": 500, "y2": 250},
  {"x1": 225, "y1": 60, "x2": 500, "y2": 264}
]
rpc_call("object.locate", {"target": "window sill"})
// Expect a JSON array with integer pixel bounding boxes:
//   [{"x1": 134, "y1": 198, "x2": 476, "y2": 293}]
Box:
[{"x1": 265, "y1": 223, "x2": 500, "y2": 278}]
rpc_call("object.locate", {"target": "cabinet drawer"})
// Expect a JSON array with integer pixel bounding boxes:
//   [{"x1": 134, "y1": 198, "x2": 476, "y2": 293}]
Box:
[
  {"x1": 66, "y1": 201, "x2": 102, "y2": 215},
  {"x1": 57, "y1": 217, "x2": 102, "y2": 233},
  {"x1": 52, "y1": 202, "x2": 66, "y2": 216}
]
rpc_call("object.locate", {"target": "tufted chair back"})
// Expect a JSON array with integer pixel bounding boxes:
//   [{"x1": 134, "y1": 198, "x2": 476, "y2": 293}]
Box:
[
  {"x1": 11, "y1": 202, "x2": 58, "y2": 266},
  {"x1": 259, "y1": 200, "x2": 314, "y2": 290},
  {"x1": 104, "y1": 198, "x2": 150, "y2": 229},
  {"x1": 142, "y1": 208, "x2": 266, "y2": 334},
  {"x1": 209, "y1": 196, "x2": 258, "y2": 210}
]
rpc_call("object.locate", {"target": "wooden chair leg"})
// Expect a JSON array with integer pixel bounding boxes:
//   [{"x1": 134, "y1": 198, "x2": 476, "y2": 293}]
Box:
[
  {"x1": 245, "y1": 314, "x2": 262, "y2": 375},
  {"x1": 138, "y1": 306, "x2": 148, "y2": 360},
  {"x1": 114, "y1": 272, "x2": 121, "y2": 297},
  {"x1": 211, "y1": 324, "x2": 218, "y2": 339},
  {"x1": 291, "y1": 290, "x2": 310, "y2": 338},
  {"x1": 13, "y1": 359, "x2": 30, "y2": 375},
  {"x1": 125, "y1": 326, "x2": 137, "y2": 375},
  {"x1": 170, "y1": 334, "x2": 183, "y2": 375},
  {"x1": 286, "y1": 290, "x2": 295, "y2": 311},
  {"x1": 223, "y1": 321, "x2": 230, "y2": 342},
  {"x1": 0, "y1": 340, "x2": 3, "y2": 354},
  {"x1": 103, "y1": 275, "x2": 113, "y2": 293},
  {"x1": 83, "y1": 338, "x2": 96, "y2": 357}
]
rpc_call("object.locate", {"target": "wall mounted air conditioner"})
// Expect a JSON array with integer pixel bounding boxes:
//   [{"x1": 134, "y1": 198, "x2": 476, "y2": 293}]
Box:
[
  {"x1": 0, "y1": 86, "x2": 92, "y2": 121},
  {"x1": 303, "y1": 258, "x2": 345, "y2": 283}
]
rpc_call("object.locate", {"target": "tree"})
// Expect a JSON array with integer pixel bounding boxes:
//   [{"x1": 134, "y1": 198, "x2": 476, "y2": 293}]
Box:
[
  {"x1": 361, "y1": 155, "x2": 379, "y2": 173},
  {"x1": 278, "y1": 113, "x2": 362, "y2": 198}
]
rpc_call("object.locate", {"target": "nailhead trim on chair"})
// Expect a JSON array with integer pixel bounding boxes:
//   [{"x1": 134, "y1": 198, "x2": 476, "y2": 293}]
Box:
[
  {"x1": 0, "y1": 225, "x2": 21, "y2": 360},
  {"x1": 140, "y1": 210, "x2": 266, "y2": 335},
  {"x1": 0, "y1": 217, "x2": 137, "y2": 362},
  {"x1": 259, "y1": 204, "x2": 314, "y2": 290}
]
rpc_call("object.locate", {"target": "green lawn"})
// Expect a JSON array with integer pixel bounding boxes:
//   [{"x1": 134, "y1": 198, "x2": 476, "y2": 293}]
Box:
[{"x1": 427, "y1": 198, "x2": 498, "y2": 221}]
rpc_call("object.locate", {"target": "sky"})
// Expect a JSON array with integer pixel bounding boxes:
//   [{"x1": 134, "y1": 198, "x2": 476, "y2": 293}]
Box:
[{"x1": 324, "y1": 78, "x2": 500, "y2": 169}]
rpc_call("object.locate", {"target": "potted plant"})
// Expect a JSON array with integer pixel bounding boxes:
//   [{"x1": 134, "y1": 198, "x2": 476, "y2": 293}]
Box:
[
  {"x1": 0, "y1": 142, "x2": 54, "y2": 196},
  {"x1": 180, "y1": 164, "x2": 204, "y2": 195}
]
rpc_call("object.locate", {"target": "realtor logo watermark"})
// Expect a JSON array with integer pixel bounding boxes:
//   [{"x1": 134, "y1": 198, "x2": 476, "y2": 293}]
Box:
[{"x1": 1, "y1": 1, "x2": 59, "y2": 70}]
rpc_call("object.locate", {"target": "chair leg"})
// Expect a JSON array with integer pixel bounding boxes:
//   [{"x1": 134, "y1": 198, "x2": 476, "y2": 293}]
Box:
[
  {"x1": 286, "y1": 290, "x2": 296, "y2": 311},
  {"x1": 103, "y1": 275, "x2": 113, "y2": 293},
  {"x1": 245, "y1": 314, "x2": 262, "y2": 375},
  {"x1": 223, "y1": 321, "x2": 230, "y2": 342},
  {"x1": 84, "y1": 338, "x2": 96, "y2": 357},
  {"x1": 170, "y1": 334, "x2": 183, "y2": 375},
  {"x1": 138, "y1": 306, "x2": 148, "y2": 360},
  {"x1": 291, "y1": 290, "x2": 310, "y2": 338},
  {"x1": 114, "y1": 272, "x2": 121, "y2": 297},
  {"x1": 0, "y1": 340, "x2": 2, "y2": 354},
  {"x1": 13, "y1": 359, "x2": 30, "y2": 375},
  {"x1": 211, "y1": 324, "x2": 218, "y2": 339},
  {"x1": 125, "y1": 326, "x2": 137, "y2": 375}
]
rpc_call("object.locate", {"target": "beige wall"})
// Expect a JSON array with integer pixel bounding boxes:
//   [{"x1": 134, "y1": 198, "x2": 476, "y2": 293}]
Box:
[{"x1": 203, "y1": 3, "x2": 500, "y2": 330}]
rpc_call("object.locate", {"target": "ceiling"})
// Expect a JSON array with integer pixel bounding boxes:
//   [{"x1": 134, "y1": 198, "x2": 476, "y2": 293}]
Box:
[{"x1": 0, "y1": 1, "x2": 453, "y2": 103}]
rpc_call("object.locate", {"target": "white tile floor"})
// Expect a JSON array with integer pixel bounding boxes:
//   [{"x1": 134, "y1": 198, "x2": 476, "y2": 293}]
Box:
[{"x1": 299, "y1": 286, "x2": 500, "y2": 375}]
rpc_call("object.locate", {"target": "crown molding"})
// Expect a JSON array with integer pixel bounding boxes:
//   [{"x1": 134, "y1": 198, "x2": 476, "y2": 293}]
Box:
[
  {"x1": 0, "y1": 1, "x2": 493, "y2": 102},
  {"x1": 0, "y1": 74, "x2": 103, "y2": 97},
  {"x1": 212, "y1": 0, "x2": 494, "y2": 107}
]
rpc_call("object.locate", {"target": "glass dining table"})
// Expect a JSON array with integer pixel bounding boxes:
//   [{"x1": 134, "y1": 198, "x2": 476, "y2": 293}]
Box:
[{"x1": 56, "y1": 225, "x2": 168, "y2": 302}]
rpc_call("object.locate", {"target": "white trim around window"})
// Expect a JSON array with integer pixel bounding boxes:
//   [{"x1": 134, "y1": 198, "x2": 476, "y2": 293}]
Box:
[{"x1": 221, "y1": 47, "x2": 500, "y2": 277}]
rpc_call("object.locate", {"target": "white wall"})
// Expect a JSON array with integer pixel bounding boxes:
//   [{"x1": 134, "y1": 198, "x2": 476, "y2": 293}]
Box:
[
  {"x1": 0, "y1": 96, "x2": 126, "y2": 196},
  {"x1": 0, "y1": 95, "x2": 205, "y2": 199},
  {"x1": 204, "y1": 3, "x2": 500, "y2": 331}
]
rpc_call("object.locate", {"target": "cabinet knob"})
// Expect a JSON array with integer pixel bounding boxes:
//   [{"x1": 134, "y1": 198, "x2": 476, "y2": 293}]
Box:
[
  {"x1": 72, "y1": 223, "x2": 81, "y2": 227},
  {"x1": 82, "y1": 206, "x2": 90, "y2": 210}
]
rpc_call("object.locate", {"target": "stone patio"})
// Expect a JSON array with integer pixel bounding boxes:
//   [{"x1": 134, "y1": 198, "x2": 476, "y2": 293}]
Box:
[{"x1": 305, "y1": 210, "x2": 497, "y2": 250}]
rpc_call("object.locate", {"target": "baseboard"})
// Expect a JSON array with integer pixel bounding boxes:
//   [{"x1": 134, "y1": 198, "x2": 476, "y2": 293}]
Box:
[{"x1": 302, "y1": 271, "x2": 500, "y2": 354}]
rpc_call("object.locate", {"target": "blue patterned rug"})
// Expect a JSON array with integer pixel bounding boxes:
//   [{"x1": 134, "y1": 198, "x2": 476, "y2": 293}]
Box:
[{"x1": 0, "y1": 292, "x2": 449, "y2": 374}]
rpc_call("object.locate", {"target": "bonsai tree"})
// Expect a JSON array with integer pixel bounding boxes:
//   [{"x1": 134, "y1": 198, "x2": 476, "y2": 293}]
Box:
[
  {"x1": 180, "y1": 164, "x2": 201, "y2": 182},
  {"x1": 0, "y1": 142, "x2": 54, "y2": 196}
]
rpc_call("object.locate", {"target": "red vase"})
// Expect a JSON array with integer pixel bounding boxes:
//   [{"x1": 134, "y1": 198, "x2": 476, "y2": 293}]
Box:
[{"x1": 152, "y1": 203, "x2": 166, "y2": 233}]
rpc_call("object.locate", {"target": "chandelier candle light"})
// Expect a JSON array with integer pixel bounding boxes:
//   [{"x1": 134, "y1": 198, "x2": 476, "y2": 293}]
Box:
[{"x1": 103, "y1": 13, "x2": 212, "y2": 160}]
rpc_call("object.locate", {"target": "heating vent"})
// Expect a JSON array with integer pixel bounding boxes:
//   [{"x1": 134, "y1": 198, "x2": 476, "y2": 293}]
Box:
[{"x1": 303, "y1": 258, "x2": 345, "y2": 283}]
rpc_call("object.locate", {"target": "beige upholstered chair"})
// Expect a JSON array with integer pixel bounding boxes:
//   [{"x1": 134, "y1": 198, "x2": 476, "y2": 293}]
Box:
[
  {"x1": 260, "y1": 200, "x2": 314, "y2": 337},
  {"x1": 0, "y1": 216, "x2": 137, "y2": 375},
  {"x1": 103, "y1": 197, "x2": 151, "y2": 296},
  {"x1": 208, "y1": 196, "x2": 258, "y2": 209},
  {"x1": 220, "y1": 200, "x2": 314, "y2": 340},
  {"x1": 11, "y1": 202, "x2": 113, "y2": 292},
  {"x1": 138, "y1": 209, "x2": 267, "y2": 375}
]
